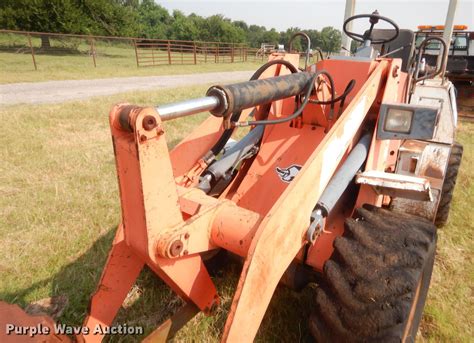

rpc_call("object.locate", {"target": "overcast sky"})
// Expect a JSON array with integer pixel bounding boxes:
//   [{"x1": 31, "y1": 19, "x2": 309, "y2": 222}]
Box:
[{"x1": 159, "y1": 0, "x2": 474, "y2": 32}]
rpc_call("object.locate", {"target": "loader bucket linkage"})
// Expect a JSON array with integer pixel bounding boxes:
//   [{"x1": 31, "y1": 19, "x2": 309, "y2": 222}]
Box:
[{"x1": 3, "y1": 9, "x2": 463, "y2": 343}]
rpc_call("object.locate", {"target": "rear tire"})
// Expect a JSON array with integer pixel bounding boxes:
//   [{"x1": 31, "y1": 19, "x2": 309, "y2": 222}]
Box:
[
  {"x1": 309, "y1": 205, "x2": 437, "y2": 342},
  {"x1": 435, "y1": 142, "x2": 463, "y2": 227}
]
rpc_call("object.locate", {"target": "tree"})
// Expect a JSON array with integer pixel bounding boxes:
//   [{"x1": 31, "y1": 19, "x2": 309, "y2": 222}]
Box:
[
  {"x1": 0, "y1": 0, "x2": 88, "y2": 47},
  {"x1": 194, "y1": 15, "x2": 245, "y2": 43},
  {"x1": 305, "y1": 29, "x2": 321, "y2": 50},
  {"x1": 233, "y1": 20, "x2": 248, "y2": 32},
  {"x1": 247, "y1": 25, "x2": 268, "y2": 48},
  {"x1": 0, "y1": 0, "x2": 344, "y2": 52},
  {"x1": 261, "y1": 28, "x2": 280, "y2": 46},
  {"x1": 168, "y1": 10, "x2": 199, "y2": 41},
  {"x1": 319, "y1": 26, "x2": 342, "y2": 53},
  {"x1": 80, "y1": 0, "x2": 139, "y2": 37},
  {"x1": 136, "y1": 0, "x2": 171, "y2": 39},
  {"x1": 0, "y1": 0, "x2": 139, "y2": 48},
  {"x1": 280, "y1": 27, "x2": 305, "y2": 51}
]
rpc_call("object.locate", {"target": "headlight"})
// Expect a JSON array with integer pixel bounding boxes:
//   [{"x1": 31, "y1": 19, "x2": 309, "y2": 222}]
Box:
[
  {"x1": 384, "y1": 108, "x2": 413, "y2": 133},
  {"x1": 377, "y1": 102, "x2": 439, "y2": 140}
]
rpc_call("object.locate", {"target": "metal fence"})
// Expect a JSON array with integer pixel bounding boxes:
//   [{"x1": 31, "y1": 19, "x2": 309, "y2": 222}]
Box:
[
  {"x1": 134, "y1": 39, "x2": 249, "y2": 66},
  {"x1": 0, "y1": 30, "x2": 261, "y2": 71}
]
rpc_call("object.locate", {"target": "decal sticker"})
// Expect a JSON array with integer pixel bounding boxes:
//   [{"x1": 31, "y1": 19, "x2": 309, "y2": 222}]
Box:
[{"x1": 276, "y1": 164, "x2": 302, "y2": 183}]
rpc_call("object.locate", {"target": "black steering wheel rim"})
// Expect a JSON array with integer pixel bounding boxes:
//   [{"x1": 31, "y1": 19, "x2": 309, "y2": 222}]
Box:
[{"x1": 343, "y1": 12, "x2": 399, "y2": 44}]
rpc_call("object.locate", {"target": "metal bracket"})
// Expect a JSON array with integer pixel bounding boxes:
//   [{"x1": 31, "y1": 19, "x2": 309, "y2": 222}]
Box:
[
  {"x1": 356, "y1": 170, "x2": 433, "y2": 201},
  {"x1": 307, "y1": 209, "x2": 325, "y2": 243}
]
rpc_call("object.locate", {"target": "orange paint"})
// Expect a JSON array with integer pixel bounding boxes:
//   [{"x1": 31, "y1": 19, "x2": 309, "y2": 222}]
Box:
[{"x1": 80, "y1": 53, "x2": 409, "y2": 342}]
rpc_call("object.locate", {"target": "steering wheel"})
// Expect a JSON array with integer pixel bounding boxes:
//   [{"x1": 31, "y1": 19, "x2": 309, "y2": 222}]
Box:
[{"x1": 343, "y1": 10, "x2": 399, "y2": 44}]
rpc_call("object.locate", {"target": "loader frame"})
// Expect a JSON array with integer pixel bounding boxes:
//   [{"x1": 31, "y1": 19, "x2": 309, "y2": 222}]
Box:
[{"x1": 79, "y1": 53, "x2": 408, "y2": 342}]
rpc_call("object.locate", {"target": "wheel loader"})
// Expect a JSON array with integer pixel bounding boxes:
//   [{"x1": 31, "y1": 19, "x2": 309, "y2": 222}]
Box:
[
  {"x1": 1, "y1": 10, "x2": 464, "y2": 343},
  {"x1": 415, "y1": 24, "x2": 474, "y2": 117}
]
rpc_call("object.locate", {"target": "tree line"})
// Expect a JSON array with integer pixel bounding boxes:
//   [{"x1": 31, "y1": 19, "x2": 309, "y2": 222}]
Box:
[{"x1": 0, "y1": 0, "x2": 341, "y2": 52}]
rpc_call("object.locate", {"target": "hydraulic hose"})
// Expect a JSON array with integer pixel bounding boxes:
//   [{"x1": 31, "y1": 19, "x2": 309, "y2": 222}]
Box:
[
  {"x1": 308, "y1": 70, "x2": 336, "y2": 119},
  {"x1": 314, "y1": 79, "x2": 356, "y2": 105},
  {"x1": 209, "y1": 59, "x2": 298, "y2": 156},
  {"x1": 234, "y1": 71, "x2": 320, "y2": 127},
  {"x1": 309, "y1": 72, "x2": 356, "y2": 120}
]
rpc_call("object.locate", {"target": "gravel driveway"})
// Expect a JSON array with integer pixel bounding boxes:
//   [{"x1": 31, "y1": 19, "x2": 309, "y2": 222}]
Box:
[{"x1": 0, "y1": 70, "x2": 253, "y2": 106}]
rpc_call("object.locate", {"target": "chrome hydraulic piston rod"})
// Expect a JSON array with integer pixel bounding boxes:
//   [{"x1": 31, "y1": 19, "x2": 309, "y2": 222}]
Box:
[
  {"x1": 117, "y1": 72, "x2": 313, "y2": 131},
  {"x1": 158, "y1": 72, "x2": 313, "y2": 121}
]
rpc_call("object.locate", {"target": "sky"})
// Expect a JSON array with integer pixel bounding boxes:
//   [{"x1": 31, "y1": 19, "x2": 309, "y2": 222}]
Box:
[{"x1": 159, "y1": 0, "x2": 474, "y2": 32}]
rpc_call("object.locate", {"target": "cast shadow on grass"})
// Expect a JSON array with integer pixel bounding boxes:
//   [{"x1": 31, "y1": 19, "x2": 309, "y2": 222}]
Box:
[
  {"x1": 1, "y1": 227, "x2": 118, "y2": 323},
  {"x1": 0, "y1": 226, "x2": 180, "y2": 341},
  {"x1": 1, "y1": 226, "x2": 314, "y2": 342}
]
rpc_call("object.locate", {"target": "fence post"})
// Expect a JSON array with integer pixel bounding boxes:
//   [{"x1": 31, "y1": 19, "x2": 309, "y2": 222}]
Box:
[
  {"x1": 27, "y1": 33, "x2": 37, "y2": 71},
  {"x1": 90, "y1": 37, "x2": 96, "y2": 68},
  {"x1": 193, "y1": 42, "x2": 197, "y2": 64},
  {"x1": 231, "y1": 43, "x2": 234, "y2": 63},
  {"x1": 167, "y1": 40, "x2": 171, "y2": 65},
  {"x1": 216, "y1": 43, "x2": 219, "y2": 63},
  {"x1": 204, "y1": 47, "x2": 207, "y2": 63},
  {"x1": 151, "y1": 44, "x2": 155, "y2": 66},
  {"x1": 133, "y1": 39, "x2": 139, "y2": 68}
]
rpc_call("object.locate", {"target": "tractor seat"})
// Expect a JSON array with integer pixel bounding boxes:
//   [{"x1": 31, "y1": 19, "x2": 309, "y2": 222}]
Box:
[{"x1": 367, "y1": 29, "x2": 415, "y2": 72}]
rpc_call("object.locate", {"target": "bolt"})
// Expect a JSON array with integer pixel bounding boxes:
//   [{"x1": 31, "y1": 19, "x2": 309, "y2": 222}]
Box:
[
  {"x1": 157, "y1": 128, "x2": 165, "y2": 136},
  {"x1": 139, "y1": 134, "x2": 147, "y2": 142},
  {"x1": 169, "y1": 240, "x2": 183, "y2": 257},
  {"x1": 143, "y1": 115, "x2": 157, "y2": 131},
  {"x1": 184, "y1": 233, "x2": 190, "y2": 239}
]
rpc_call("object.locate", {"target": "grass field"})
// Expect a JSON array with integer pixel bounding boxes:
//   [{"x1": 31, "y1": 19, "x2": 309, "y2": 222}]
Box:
[
  {"x1": 0, "y1": 33, "x2": 263, "y2": 84},
  {"x1": 0, "y1": 86, "x2": 472, "y2": 342}
]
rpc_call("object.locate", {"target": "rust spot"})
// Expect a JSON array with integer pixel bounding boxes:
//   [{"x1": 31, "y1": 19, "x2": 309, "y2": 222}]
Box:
[
  {"x1": 392, "y1": 65, "x2": 400, "y2": 78},
  {"x1": 424, "y1": 165, "x2": 443, "y2": 179},
  {"x1": 118, "y1": 105, "x2": 142, "y2": 132},
  {"x1": 409, "y1": 157, "x2": 418, "y2": 173}
]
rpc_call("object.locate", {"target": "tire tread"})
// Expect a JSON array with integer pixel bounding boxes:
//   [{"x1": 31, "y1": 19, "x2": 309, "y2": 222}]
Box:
[{"x1": 310, "y1": 204, "x2": 437, "y2": 342}]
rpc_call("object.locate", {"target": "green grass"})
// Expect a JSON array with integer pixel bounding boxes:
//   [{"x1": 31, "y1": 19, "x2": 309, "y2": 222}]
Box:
[
  {"x1": 0, "y1": 33, "x2": 263, "y2": 84},
  {"x1": 420, "y1": 121, "x2": 474, "y2": 342},
  {"x1": 0, "y1": 87, "x2": 472, "y2": 342}
]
